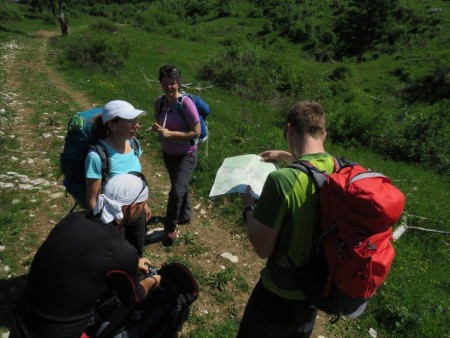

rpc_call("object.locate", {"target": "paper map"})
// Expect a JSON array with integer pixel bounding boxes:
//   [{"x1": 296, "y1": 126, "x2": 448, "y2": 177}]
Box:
[{"x1": 209, "y1": 154, "x2": 278, "y2": 199}]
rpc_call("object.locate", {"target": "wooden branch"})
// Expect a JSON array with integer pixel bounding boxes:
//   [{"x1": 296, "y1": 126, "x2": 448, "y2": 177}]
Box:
[
  {"x1": 181, "y1": 83, "x2": 214, "y2": 92},
  {"x1": 360, "y1": 91, "x2": 401, "y2": 108},
  {"x1": 138, "y1": 65, "x2": 158, "y2": 84}
]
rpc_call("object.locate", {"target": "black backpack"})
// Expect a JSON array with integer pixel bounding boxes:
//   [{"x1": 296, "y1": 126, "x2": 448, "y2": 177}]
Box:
[{"x1": 86, "y1": 262, "x2": 199, "y2": 338}]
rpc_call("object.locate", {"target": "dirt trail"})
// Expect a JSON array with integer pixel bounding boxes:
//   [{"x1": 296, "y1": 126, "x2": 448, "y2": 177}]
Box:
[{"x1": 0, "y1": 31, "x2": 331, "y2": 337}]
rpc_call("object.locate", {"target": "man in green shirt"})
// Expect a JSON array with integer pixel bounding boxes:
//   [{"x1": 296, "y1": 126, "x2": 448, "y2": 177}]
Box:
[{"x1": 238, "y1": 101, "x2": 334, "y2": 337}]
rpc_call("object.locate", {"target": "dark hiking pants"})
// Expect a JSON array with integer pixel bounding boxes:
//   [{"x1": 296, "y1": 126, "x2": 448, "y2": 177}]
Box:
[
  {"x1": 163, "y1": 151, "x2": 198, "y2": 233},
  {"x1": 237, "y1": 279, "x2": 318, "y2": 338}
]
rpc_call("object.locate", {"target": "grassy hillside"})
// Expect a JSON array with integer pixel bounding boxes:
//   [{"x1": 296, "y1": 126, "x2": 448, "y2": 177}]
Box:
[
  {"x1": 0, "y1": 0, "x2": 449, "y2": 337},
  {"x1": 45, "y1": 0, "x2": 450, "y2": 175}
]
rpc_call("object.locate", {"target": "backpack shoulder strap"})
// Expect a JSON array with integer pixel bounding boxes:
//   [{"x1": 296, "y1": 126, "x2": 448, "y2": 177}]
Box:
[
  {"x1": 289, "y1": 160, "x2": 328, "y2": 189},
  {"x1": 176, "y1": 94, "x2": 187, "y2": 122},
  {"x1": 333, "y1": 157, "x2": 358, "y2": 171},
  {"x1": 157, "y1": 95, "x2": 166, "y2": 120},
  {"x1": 129, "y1": 138, "x2": 140, "y2": 157},
  {"x1": 90, "y1": 143, "x2": 110, "y2": 181}
]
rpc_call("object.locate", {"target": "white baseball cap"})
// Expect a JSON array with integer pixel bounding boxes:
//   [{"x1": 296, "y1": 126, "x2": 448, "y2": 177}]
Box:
[{"x1": 102, "y1": 100, "x2": 146, "y2": 124}]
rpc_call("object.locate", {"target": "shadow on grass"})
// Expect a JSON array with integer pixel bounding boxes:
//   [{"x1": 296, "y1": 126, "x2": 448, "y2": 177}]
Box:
[
  {"x1": 0, "y1": 274, "x2": 27, "y2": 328},
  {"x1": 0, "y1": 25, "x2": 33, "y2": 38},
  {"x1": 147, "y1": 215, "x2": 166, "y2": 226}
]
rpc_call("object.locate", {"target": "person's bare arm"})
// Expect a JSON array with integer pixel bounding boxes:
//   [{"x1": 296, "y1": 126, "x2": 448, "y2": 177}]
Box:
[
  {"x1": 138, "y1": 257, "x2": 160, "y2": 297},
  {"x1": 240, "y1": 186, "x2": 278, "y2": 259},
  {"x1": 259, "y1": 150, "x2": 295, "y2": 164},
  {"x1": 139, "y1": 275, "x2": 161, "y2": 297},
  {"x1": 86, "y1": 178, "x2": 101, "y2": 211},
  {"x1": 157, "y1": 121, "x2": 201, "y2": 141},
  {"x1": 246, "y1": 217, "x2": 278, "y2": 259}
]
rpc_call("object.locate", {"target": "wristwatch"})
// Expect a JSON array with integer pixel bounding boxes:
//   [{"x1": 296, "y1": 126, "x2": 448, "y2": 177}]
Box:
[{"x1": 242, "y1": 205, "x2": 255, "y2": 221}]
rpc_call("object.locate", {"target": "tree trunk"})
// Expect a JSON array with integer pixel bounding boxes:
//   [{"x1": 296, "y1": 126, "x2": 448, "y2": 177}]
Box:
[
  {"x1": 53, "y1": 0, "x2": 69, "y2": 36},
  {"x1": 58, "y1": 9, "x2": 69, "y2": 35}
]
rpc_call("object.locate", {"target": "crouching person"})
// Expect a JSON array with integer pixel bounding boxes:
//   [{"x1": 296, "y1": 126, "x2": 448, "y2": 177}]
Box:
[{"x1": 10, "y1": 173, "x2": 160, "y2": 338}]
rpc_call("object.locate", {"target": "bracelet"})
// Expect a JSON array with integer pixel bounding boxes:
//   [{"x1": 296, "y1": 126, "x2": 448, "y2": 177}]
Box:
[{"x1": 242, "y1": 205, "x2": 255, "y2": 221}]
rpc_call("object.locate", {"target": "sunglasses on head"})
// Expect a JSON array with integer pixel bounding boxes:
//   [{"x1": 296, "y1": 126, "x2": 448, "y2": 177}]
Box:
[{"x1": 128, "y1": 171, "x2": 148, "y2": 206}]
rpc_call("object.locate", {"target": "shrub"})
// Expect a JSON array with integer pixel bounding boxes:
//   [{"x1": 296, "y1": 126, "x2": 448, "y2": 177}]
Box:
[
  {"x1": 372, "y1": 289, "x2": 419, "y2": 335},
  {"x1": 0, "y1": 1, "x2": 23, "y2": 21},
  {"x1": 374, "y1": 102, "x2": 450, "y2": 175},
  {"x1": 197, "y1": 43, "x2": 284, "y2": 100},
  {"x1": 89, "y1": 20, "x2": 118, "y2": 34},
  {"x1": 262, "y1": 21, "x2": 273, "y2": 33},
  {"x1": 184, "y1": 0, "x2": 213, "y2": 17},
  {"x1": 326, "y1": 98, "x2": 380, "y2": 147},
  {"x1": 247, "y1": 6, "x2": 263, "y2": 18},
  {"x1": 62, "y1": 33, "x2": 129, "y2": 71},
  {"x1": 401, "y1": 66, "x2": 450, "y2": 104},
  {"x1": 133, "y1": 12, "x2": 158, "y2": 32},
  {"x1": 41, "y1": 12, "x2": 56, "y2": 25},
  {"x1": 329, "y1": 65, "x2": 351, "y2": 81},
  {"x1": 89, "y1": 4, "x2": 108, "y2": 17},
  {"x1": 391, "y1": 67, "x2": 410, "y2": 81}
]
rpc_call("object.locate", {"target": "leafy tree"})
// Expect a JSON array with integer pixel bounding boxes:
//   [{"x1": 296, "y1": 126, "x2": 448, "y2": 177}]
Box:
[
  {"x1": 333, "y1": 0, "x2": 399, "y2": 62},
  {"x1": 25, "y1": 0, "x2": 69, "y2": 35}
]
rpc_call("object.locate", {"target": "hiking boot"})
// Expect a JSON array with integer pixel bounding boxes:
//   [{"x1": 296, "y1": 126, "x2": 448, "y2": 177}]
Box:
[
  {"x1": 144, "y1": 229, "x2": 166, "y2": 245},
  {"x1": 162, "y1": 231, "x2": 178, "y2": 247},
  {"x1": 177, "y1": 217, "x2": 191, "y2": 225}
]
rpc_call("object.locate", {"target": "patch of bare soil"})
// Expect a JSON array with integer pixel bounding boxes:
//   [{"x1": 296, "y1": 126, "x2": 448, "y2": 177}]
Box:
[{"x1": 0, "y1": 30, "x2": 332, "y2": 337}]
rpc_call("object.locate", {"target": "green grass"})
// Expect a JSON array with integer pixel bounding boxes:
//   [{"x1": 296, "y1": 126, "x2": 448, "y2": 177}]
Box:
[{"x1": 1, "y1": 1, "x2": 449, "y2": 336}]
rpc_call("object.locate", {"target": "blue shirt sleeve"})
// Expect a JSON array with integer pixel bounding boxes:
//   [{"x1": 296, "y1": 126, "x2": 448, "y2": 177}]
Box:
[{"x1": 85, "y1": 149, "x2": 103, "y2": 180}]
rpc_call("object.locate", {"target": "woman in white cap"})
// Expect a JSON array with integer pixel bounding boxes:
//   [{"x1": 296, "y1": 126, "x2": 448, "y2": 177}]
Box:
[{"x1": 85, "y1": 100, "x2": 151, "y2": 256}]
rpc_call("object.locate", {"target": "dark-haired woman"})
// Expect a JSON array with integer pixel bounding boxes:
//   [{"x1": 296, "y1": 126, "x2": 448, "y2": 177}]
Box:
[
  {"x1": 151, "y1": 65, "x2": 200, "y2": 246},
  {"x1": 85, "y1": 100, "x2": 152, "y2": 256}
]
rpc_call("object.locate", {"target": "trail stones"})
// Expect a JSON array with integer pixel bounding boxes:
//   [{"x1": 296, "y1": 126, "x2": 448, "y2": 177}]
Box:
[{"x1": 220, "y1": 252, "x2": 238, "y2": 263}]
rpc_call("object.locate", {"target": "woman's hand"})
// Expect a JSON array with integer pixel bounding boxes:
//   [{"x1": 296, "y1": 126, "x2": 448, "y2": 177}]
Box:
[
  {"x1": 150, "y1": 122, "x2": 162, "y2": 132},
  {"x1": 158, "y1": 127, "x2": 172, "y2": 139},
  {"x1": 144, "y1": 204, "x2": 152, "y2": 222}
]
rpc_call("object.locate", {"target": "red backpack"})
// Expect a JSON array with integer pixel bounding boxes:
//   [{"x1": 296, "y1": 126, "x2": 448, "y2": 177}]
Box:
[{"x1": 289, "y1": 157, "x2": 405, "y2": 318}]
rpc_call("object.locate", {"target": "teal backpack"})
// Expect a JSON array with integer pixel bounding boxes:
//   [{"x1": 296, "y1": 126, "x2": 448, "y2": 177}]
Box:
[{"x1": 60, "y1": 108, "x2": 139, "y2": 211}]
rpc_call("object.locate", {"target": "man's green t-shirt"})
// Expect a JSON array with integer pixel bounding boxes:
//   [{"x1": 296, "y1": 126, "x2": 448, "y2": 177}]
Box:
[{"x1": 253, "y1": 152, "x2": 334, "y2": 300}]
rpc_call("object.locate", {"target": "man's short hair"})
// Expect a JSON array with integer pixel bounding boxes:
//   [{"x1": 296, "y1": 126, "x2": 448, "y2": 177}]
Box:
[
  {"x1": 159, "y1": 64, "x2": 182, "y2": 85},
  {"x1": 286, "y1": 101, "x2": 326, "y2": 139}
]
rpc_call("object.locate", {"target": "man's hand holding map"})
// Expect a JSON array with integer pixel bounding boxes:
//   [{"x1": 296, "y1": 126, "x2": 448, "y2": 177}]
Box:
[{"x1": 209, "y1": 154, "x2": 278, "y2": 199}]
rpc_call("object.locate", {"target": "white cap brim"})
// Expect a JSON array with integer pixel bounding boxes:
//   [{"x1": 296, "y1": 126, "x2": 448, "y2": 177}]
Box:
[{"x1": 102, "y1": 100, "x2": 147, "y2": 124}]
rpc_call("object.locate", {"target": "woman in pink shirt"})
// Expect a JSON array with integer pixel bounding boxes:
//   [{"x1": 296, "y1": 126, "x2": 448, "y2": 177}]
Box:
[{"x1": 151, "y1": 65, "x2": 200, "y2": 246}]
